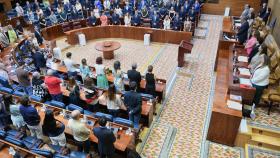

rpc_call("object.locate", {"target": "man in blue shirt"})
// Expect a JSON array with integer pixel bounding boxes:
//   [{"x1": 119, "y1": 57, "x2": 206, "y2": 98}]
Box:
[
  {"x1": 19, "y1": 95, "x2": 42, "y2": 139},
  {"x1": 124, "y1": 82, "x2": 142, "y2": 129}
]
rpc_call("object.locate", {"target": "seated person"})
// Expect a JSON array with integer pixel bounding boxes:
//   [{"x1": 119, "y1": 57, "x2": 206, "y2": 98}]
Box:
[
  {"x1": 237, "y1": 18, "x2": 249, "y2": 44},
  {"x1": 75, "y1": 1, "x2": 82, "y2": 12},
  {"x1": 151, "y1": 11, "x2": 160, "y2": 28},
  {"x1": 132, "y1": 10, "x2": 141, "y2": 26},
  {"x1": 15, "y1": 3, "x2": 24, "y2": 16},
  {"x1": 159, "y1": 6, "x2": 167, "y2": 20},
  {"x1": 7, "y1": 25, "x2": 17, "y2": 43},
  {"x1": 49, "y1": 11, "x2": 58, "y2": 24},
  {"x1": 59, "y1": 7, "x2": 68, "y2": 22},
  {"x1": 93, "y1": 5, "x2": 100, "y2": 18},
  {"x1": 115, "y1": 5, "x2": 123, "y2": 17},
  {"x1": 179, "y1": 6, "x2": 186, "y2": 21},
  {"x1": 184, "y1": 17, "x2": 192, "y2": 32},
  {"x1": 123, "y1": 3, "x2": 132, "y2": 15},
  {"x1": 39, "y1": 14, "x2": 46, "y2": 28},
  {"x1": 173, "y1": 14, "x2": 182, "y2": 31},
  {"x1": 188, "y1": 6, "x2": 196, "y2": 22},
  {"x1": 103, "y1": 0, "x2": 111, "y2": 10},
  {"x1": 88, "y1": 11, "x2": 97, "y2": 26},
  {"x1": 124, "y1": 13, "x2": 131, "y2": 26},
  {"x1": 15, "y1": 20, "x2": 24, "y2": 36},
  {"x1": 169, "y1": 7, "x2": 176, "y2": 21},
  {"x1": 194, "y1": 0, "x2": 201, "y2": 13},
  {"x1": 163, "y1": 15, "x2": 171, "y2": 30},
  {"x1": 141, "y1": 6, "x2": 149, "y2": 18},
  {"x1": 27, "y1": 9, "x2": 35, "y2": 24},
  {"x1": 100, "y1": 13, "x2": 108, "y2": 26},
  {"x1": 111, "y1": 10, "x2": 120, "y2": 25}
]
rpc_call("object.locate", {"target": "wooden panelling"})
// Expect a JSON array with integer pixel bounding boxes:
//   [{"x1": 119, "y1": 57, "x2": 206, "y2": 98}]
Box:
[
  {"x1": 202, "y1": 0, "x2": 261, "y2": 16},
  {"x1": 268, "y1": 0, "x2": 280, "y2": 47}
]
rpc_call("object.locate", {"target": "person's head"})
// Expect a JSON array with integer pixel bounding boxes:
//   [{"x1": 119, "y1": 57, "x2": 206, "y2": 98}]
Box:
[
  {"x1": 245, "y1": 4, "x2": 249, "y2": 9},
  {"x1": 114, "y1": 60, "x2": 121, "y2": 71},
  {"x1": 8, "y1": 25, "x2": 13, "y2": 30},
  {"x1": 147, "y1": 65, "x2": 153, "y2": 73},
  {"x1": 81, "y1": 58, "x2": 87, "y2": 66},
  {"x1": 16, "y1": 3, "x2": 20, "y2": 6},
  {"x1": 84, "y1": 77, "x2": 94, "y2": 88},
  {"x1": 71, "y1": 110, "x2": 81, "y2": 120},
  {"x1": 96, "y1": 56, "x2": 103, "y2": 64},
  {"x1": 16, "y1": 20, "x2": 21, "y2": 26},
  {"x1": 132, "y1": 63, "x2": 137, "y2": 70},
  {"x1": 267, "y1": 7, "x2": 271, "y2": 13},
  {"x1": 32, "y1": 71, "x2": 41, "y2": 79},
  {"x1": 263, "y1": 3, "x2": 267, "y2": 7},
  {"x1": 3, "y1": 94, "x2": 13, "y2": 112},
  {"x1": 68, "y1": 77, "x2": 76, "y2": 87},
  {"x1": 252, "y1": 30, "x2": 261, "y2": 39},
  {"x1": 259, "y1": 44, "x2": 268, "y2": 55},
  {"x1": 98, "y1": 117, "x2": 107, "y2": 127},
  {"x1": 43, "y1": 109, "x2": 55, "y2": 124},
  {"x1": 261, "y1": 54, "x2": 270, "y2": 67},
  {"x1": 20, "y1": 95, "x2": 30, "y2": 107},
  {"x1": 129, "y1": 81, "x2": 137, "y2": 91},
  {"x1": 250, "y1": 12, "x2": 255, "y2": 19},
  {"x1": 47, "y1": 69, "x2": 54, "y2": 76},
  {"x1": 108, "y1": 84, "x2": 116, "y2": 100},
  {"x1": 66, "y1": 52, "x2": 72, "y2": 58}
]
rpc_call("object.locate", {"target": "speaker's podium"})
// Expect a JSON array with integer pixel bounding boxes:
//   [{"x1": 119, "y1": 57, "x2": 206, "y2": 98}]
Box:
[{"x1": 178, "y1": 40, "x2": 193, "y2": 67}]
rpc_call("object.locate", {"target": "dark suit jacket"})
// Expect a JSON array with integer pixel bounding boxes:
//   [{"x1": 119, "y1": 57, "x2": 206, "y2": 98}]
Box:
[
  {"x1": 34, "y1": 30, "x2": 43, "y2": 45},
  {"x1": 93, "y1": 127, "x2": 116, "y2": 156},
  {"x1": 127, "y1": 69, "x2": 141, "y2": 88},
  {"x1": 32, "y1": 51, "x2": 46, "y2": 69},
  {"x1": 124, "y1": 90, "x2": 142, "y2": 115},
  {"x1": 237, "y1": 21, "x2": 249, "y2": 44}
]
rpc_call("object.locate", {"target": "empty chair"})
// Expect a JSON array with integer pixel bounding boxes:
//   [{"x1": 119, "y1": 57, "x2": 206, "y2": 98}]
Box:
[
  {"x1": 113, "y1": 117, "x2": 133, "y2": 127},
  {"x1": 14, "y1": 91, "x2": 26, "y2": 97},
  {"x1": 0, "y1": 87, "x2": 14, "y2": 94},
  {"x1": 49, "y1": 100, "x2": 66, "y2": 109},
  {"x1": 31, "y1": 148, "x2": 53, "y2": 157},
  {"x1": 66, "y1": 104, "x2": 84, "y2": 114},
  {"x1": 94, "y1": 112, "x2": 113, "y2": 122},
  {"x1": 22, "y1": 136, "x2": 44, "y2": 149}
]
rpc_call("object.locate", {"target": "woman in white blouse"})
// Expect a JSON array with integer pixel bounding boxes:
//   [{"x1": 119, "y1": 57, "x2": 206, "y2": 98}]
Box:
[
  {"x1": 250, "y1": 54, "x2": 270, "y2": 105},
  {"x1": 115, "y1": 5, "x2": 123, "y2": 17},
  {"x1": 93, "y1": 5, "x2": 100, "y2": 18},
  {"x1": 163, "y1": 15, "x2": 170, "y2": 30},
  {"x1": 124, "y1": 13, "x2": 131, "y2": 26}
]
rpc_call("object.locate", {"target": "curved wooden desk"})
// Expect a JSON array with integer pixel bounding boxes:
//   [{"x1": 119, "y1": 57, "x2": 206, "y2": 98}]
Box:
[
  {"x1": 95, "y1": 41, "x2": 121, "y2": 59},
  {"x1": 65, "y1": 25, "x2": 192, "y2": 45}
]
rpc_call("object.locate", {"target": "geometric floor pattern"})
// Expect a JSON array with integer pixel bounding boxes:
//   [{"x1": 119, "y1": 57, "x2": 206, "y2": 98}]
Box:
[
  {"x1": 140, "y1": 15, "x2": 223, "y2": 157},
  {"x1": 246, "y1": 144, "x2": 280, "y2": 158},
  {"x1": 206, "y1": 141, "x2": 244, "y2": 158}
]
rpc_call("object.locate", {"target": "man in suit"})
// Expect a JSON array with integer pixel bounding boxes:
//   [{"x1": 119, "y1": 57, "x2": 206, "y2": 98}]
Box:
[
  {"x1": 132, "y1": 10, "x2": 141, "y2": 26},
  {"x1": 173, "y1": 14, "x2": 182, "y2": 31},
  {"x1": 32, "y1": 48, "x2": 47, "y2": 74},
  {"x1": 34, "y1": 26, "x2": 43, "y2": 45},
  {"x1": 124, "y1": 81, "x2": 142, "y2": 129},
  {"x1": 88, "y1": 11, "x2": 97, "y2": 26},
  {"x1": 111, "y1": 10, "x2": 120, "y2": 25},
  {"x1": 259, "y1": 3, "x2": 267, "y2": 18},
  {"x1": 151, "y1": 11, "x2": 160, "y2": 28},
  {"x1": 127, "y1": 63, "x2": 142, "y2": 91},
  {"x1": 237, "y1": 18, "x2": 249, "y2": 44},
  {"x1": 93, "y1": 117, "x2": 116, "y2": 158}
]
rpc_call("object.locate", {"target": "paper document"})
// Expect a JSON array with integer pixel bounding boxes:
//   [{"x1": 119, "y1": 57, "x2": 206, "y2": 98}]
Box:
[
  {"x1": 239, "y1": 118, "x2": 248, "y2": 133},
  {"x1": 230, "y1": 94, "x2": 242, "y2": 102},
  {"x1": 240, "y1": 78, "x2": 252, "y2": 86},
  {"x1": 227, "y1": 100, "x2": 242, "y2": 111},
  {"x1": 235, "y1": 23, "x2": 242, "y2": 27},
  {"x1": 238, "y1": 68, "x2": 251, "y2": 76},
  {"x1": 238, "y1": 56, "x2": 248, "y2": 62}
]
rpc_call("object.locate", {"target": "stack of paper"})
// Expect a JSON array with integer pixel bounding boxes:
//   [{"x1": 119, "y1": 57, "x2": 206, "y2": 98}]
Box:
[
  {"x1": 235, "y1": 23, "x2": 242, "y2": 27},
  {"x1": 240, "y1": 78, "x2": 252, "y2": 86},
  {"x1": 238, "y1": 68, "x2": 251, "y2": 76},
  {"x1": 227, "y1": 100, "x2": 242, "y2": 111},
  {"x1": 230, "y1": 94, "x2": 242, "y2": 102},
  {"x1": 238, "y1": 56, "x2": 248, "y2": 62}
]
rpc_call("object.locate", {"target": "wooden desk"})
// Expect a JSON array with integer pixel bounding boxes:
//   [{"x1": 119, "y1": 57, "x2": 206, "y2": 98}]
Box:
[
  {"x1": 65, "y1": 26, "x2": 192, "y2": 45},
  {"x1": 222, "y1": 16, "x2": 235, "y2": 36},
  {"x1": 37, "y1": 105, "x2": 134, "y2": 152},
  {"x1": 95, "y1": 41, "x2": 121, "y2": 59},
  {"x1": 207, "y1": 44, "x2": 255, "y2": 146}
]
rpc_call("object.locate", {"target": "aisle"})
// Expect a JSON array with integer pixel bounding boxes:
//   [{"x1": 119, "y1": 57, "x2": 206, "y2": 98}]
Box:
[{"x1": 140, "y1": 15, "x2": 223, "y2": 158}]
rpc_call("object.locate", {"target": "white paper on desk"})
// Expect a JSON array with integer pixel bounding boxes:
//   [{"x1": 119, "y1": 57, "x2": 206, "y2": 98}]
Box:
[
  {"x1": 230, "y1": 94, "x2": 242, "y2": 102},
  {"x1": 239, "y1": 118, "x2": 248, "y2": 133},
  {"x1": 240, "y1": 78, "x2": 252, "y2": 86},
  {"x1": 227, "y1": 100, "x2": 242, "y2": 111},
  {"x1": 238, "y1": 68, "x2": 251, "y2": 76},
  {"x1": 238, "y1": 56, "x2": 248, "y2": 62},
  {"x1": 235, "y1": 23, "x2": 242, "y2": 27}
]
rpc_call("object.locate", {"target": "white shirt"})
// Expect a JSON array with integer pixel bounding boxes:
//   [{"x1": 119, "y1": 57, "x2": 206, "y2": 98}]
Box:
[
  {"x1": 163, "y1": 19, "x2": 170, "y2": 30},
  {"x1": 124, "y1": 15, "x2": 131, "y2": 26},
  {"x1": 75, "y1": 3, "x2": 82, "y2": 11},
  {"x1": 115, "y1": 8, "x2": 122, "y2": 17},
  {"x1": 63, "y1": 58, "x2": 76, "y2": 72},
  {"x1": 67, "y1": 119, "x2": 90, "y2": 142},
  {"x1": 251, "y1": 66, "x2": 270, "y2": 86},
  {"x1": 32, "y1": 38, "x2": 39, "y2": 47},
  {"x1": 103, "y1": 0, "x2": 110, "y2": 10},
  {"x1": 94, "y1": 64, "x2": 105, "y2": 75},
  {"x1": 94, "y1": 9, "x2": 100, "y2": 18},
  {"x1": 107, "y1": 94, "x2": 122, "y2": 110},
  {"x1": 15, "y1": 6, "x2": 24, "y2": 16}
]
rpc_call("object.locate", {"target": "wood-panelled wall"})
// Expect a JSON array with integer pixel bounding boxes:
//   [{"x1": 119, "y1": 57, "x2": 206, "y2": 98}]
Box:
[
  {"x1": 202, "y1": 0, "x2": 261, "y2": 16},
  {"x1": 268, "y1": 0, "x2": 280, "y2": 47}
]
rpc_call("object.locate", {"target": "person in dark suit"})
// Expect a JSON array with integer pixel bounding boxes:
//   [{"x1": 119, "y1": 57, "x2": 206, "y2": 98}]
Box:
[
  {"x1": 151, "y1": 11, "x2": 160, "y2": 28},
  {"x1": 173, "y1": 14, "x2": 182, "y2": 31},
  {"x1": 261, "y1": 7, "x2": 271, "y2": 24},
  {"x1": 111, "y1": 10, "x2": 120, "y2": 25},
  {"x1": 124, "y1": 81, "x2": 142, "y2": 129},
  {"x1": 259, "y1": 3, "x2": 267, "y2": 18},
  {"x1": 237, "y1": 18, "x2": 249, "y2": 44},
  {"x1": 132, "y1": 10, "x2": 141, "y2": 26},
  {"x1": 32, "y1": 48, "x2": 47, "y2": 73},
  {"x1": 127, "y1": 63, "x2": 142, "y2": 91},
  {"x1": 93, "y1": 117, "x2": 116, "y2": 158},
  {"x1": 34, "y1": 26, "x2": 43, "y2": 45},
  {"x1": 88, "y1": 11, "x2": 97, "y2": 26},
  {"x1": 123, "y1": 3, "x2": 132, "y2": 15}
]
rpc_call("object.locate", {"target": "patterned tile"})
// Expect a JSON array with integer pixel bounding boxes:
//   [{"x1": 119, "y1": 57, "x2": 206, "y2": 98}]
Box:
[
  {"x1": 207, "y1": 142, "x2": 243, "y2": 158},
  {"x1": 247, "y1": 145, "x2": 280, "y2": 158}
]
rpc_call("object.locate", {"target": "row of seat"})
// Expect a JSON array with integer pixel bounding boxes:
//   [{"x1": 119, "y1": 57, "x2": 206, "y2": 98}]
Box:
[
  {"x1": 0, "y1": 86, "x2": 134, "y2": 128},
  {"x1": 0, "y1": 129, "x2": 88, "y2": 158}
]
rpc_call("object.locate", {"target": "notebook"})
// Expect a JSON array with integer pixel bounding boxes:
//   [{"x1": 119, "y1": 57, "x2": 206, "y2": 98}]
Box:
[
  {"x1": 230, "y1": 94, "x2": 242, "y2": 102},
  {"x1": 227, "y1": 100, "x2": 242, "y2": 111},
  {"x1": 238, "y1": 68, "x2": 251, "y2": 76},
  {"x1": 238, "y1": 56, "x2": 248, "y2": 63}
]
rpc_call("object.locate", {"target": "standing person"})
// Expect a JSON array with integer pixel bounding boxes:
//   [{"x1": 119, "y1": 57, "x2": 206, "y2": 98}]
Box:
[
  {"x1": 19, "y1": 95, "x2": 42, "y2": 139},
  {"x1": 16, "y1": 66, "x2": 32, "y2": 95},
  {"x1": 0, "y1": 94, "x2": 12, "y2": 128},
  {"x1": 7, "y1": 25, "x2": 17, "y2": 43},
  {"x1": 63, "y1": 52, "x2": 78, "y2": 78},
  {"x1": 127, "y1": 63, "x2": 141, "y2": 91},
  {"x1": 237, "y1": 18, "x2": 249, "y2": 44},
  {"x1": 67, "y1": 110, "x2": 91, "y2": 153},
  {"x1": 145, "y1": 65, "x2": 156, "y2": 97},
  {"x1": 42, "y1": 110, "x2": 66, "y2": 147},
  {"x1": 250, "y1": 54, "x2": 270, "y2": 106},
  {"x1": 68, "y1": 77, "x2": 84, "y2": 108},
  {"x1": 15, "y1": 3, "x2": 24, "y2": 16},
  {"x1": 163, "y1": 15, "x2": 171, "y2": 30},
  {"x1": 245, "y1": 30, "x2": 260, "y2": 56},
  {"x1": 94, "y1": 57, "x2": 109, "y2": 89},
  {"x1": 0, "y1": 27, "x2": 10, "y2": 49},
  {"x1": 93, "y1": 117, "x2": 116, "y2": 158},
  {"x1": 124, "y1": 13, "x2": 131, "y2": 26},
  {"x1": 3, "y1": 94, "x2": 25, "y2": 129},
  {"x1": 32, "y1": 48, "x2": 47, "y2": 74},
  {"x1": 100, "y1": 12, "x2": 108, "y2": 26},
  {"x1": 105, "y1": 84, "x2": 124, "y2": 118},
  {"x1": 32, "y1": 72, "x2": 49, "y2": 101},
  {"x1": 113, "y1": 60, "x2": 124, "y2": 92},
  {"x1": 34, "y1": 26, "x2": 44, "y2": 45},
  {"x1": 15, "y1": 20, "x2": 24, "y2": 36},
  {"x1": 124, "y1": 82, "x2": 142, "y2": 129},
  {"x1": 80, "y1": 58, "x2": 92, "y2": 81},
  {"x1": 44, "y1": 69, "x2": 63, "y2": 102},
  {"x1": 183, "y1": 17, "x2": 192, "y2": 32}
]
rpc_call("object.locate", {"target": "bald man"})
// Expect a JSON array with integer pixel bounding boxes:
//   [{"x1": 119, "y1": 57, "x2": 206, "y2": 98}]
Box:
[{"x1": 67, "y1": 110, "x2": 91, "y2": 153}]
